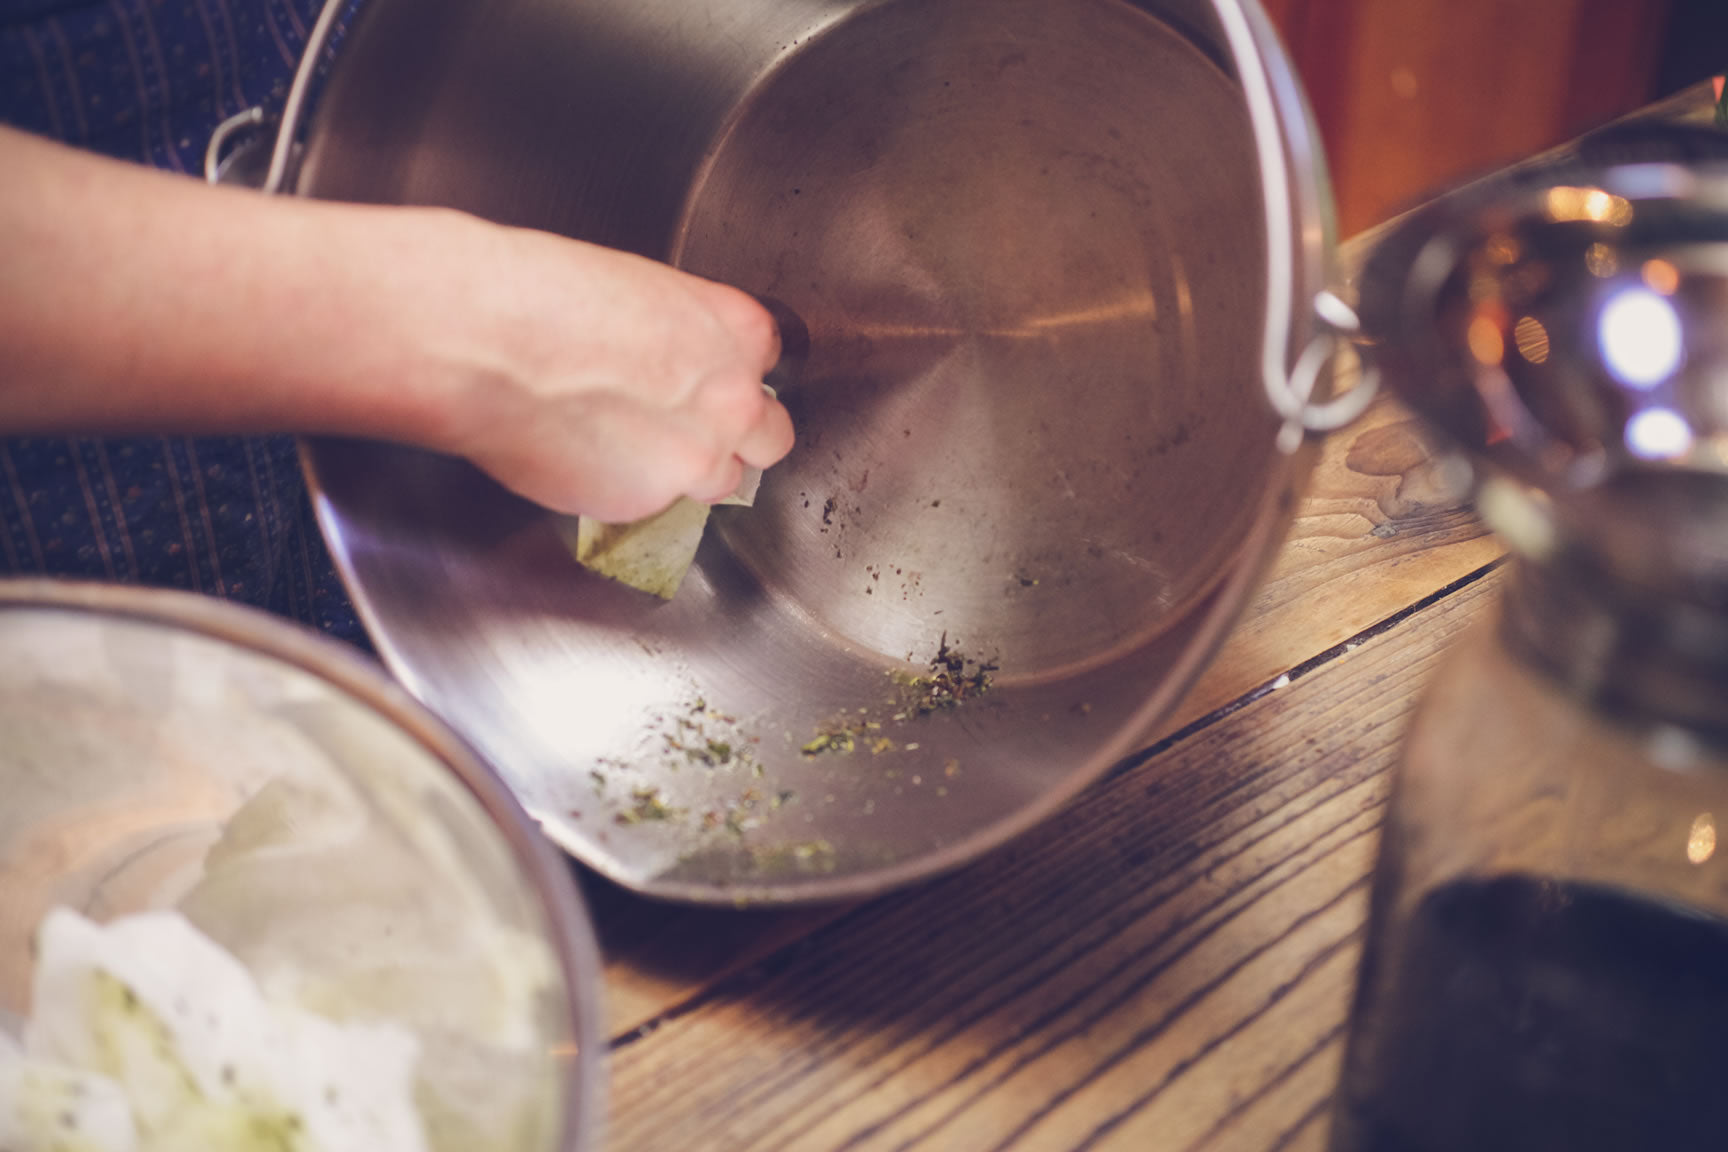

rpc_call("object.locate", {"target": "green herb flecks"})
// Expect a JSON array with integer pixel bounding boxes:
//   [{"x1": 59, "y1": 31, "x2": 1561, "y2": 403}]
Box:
[
  {"x1": 653, "y1": 696, "x2": 760, "y2": 775},
  {"x1": 748, "y1": 838, "x2": 838, "y2": 875},
  {"x1": 615, "y1": 786, "x2": 678, "y2": 825},
  {"x1": 801, "y1": 635, "x2": 997, "y2": 758},
  {"x1": 890, "y1": 633, "x2": 997, "y2": 720},
  {"x1": 800, "y1": 710, "x2": 889, "y2": 758}
]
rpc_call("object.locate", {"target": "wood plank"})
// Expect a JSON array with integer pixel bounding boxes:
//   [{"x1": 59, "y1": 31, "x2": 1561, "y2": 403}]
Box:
[
  {"x1": 603, "y1": 570, "x2": 1503, "y2": 1150},
  {"x1": 589, "y1": 83, "x2": 1717, "y2": 1138},
  {"x1": 1152, "y1": 393, "x2": 1495, "y2": 737},
  {"x1": 1145, "y1": 206, "x2": 1500, "y2": 733},
  {"x1": 579, "y1": 874, "x2": 848, "y2": 1040},
  {"x1": 593, "y1": 78, "x2": 1715, "y2": 1039},
  {"x1": 587, "y1": 383, "x2": 1497, "y2": 1039}
]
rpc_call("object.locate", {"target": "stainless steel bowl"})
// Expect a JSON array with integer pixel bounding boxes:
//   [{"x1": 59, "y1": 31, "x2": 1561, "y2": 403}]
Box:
[
  {"x1": 241, "y1": 0, "x2": 1358, "y2": 903},
  {"x1": 1359, "y1": 152, "x2": 1728, "y2": 740},
  {"x1": 0, "y1": 580, "x2": 604, "y2": 1151}
]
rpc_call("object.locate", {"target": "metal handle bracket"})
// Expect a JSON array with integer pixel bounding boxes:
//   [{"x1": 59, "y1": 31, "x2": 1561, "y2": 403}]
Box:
[
  {"x1": 202, "y1": 0, "x2": 346, "y2": 192},
  {"x1": 1270, "y1": 290, "x2": 1382, "y2": 453}
]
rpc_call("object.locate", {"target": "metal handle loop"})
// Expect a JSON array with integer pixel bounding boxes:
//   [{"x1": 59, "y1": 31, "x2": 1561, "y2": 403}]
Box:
[
  {"x1": 204, "y1": 105, "x2": 267, "y2": 186},
  {"x1": 1270, "y1": 290, "x2": 1382, "y2": 453},
  {"x1": 262, "y1": 0, "x2": 347, "y2": 195},
  {"x1": 203, "y1": 0, "x2": 345, "y2": 193}
]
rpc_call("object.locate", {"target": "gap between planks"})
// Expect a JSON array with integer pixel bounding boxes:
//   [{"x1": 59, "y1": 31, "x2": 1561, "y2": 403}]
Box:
[
  {"x1": 601, "y1": 572, "x2": 1498, "y2": 1152},
  {"x1": 606, "y1": 555, "x2": 1503, "y2": 1053}
]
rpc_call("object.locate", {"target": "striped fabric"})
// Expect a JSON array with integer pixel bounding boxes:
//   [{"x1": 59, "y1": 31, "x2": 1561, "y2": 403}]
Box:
[{"x1": 1, "y1": 0, "x2": 368, "y2": 644}]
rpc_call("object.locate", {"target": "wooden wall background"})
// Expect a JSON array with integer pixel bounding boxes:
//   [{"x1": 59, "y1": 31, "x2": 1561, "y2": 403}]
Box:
[{"x1": 1260, "y1": 0, "x2": 1675, "y2": 237}]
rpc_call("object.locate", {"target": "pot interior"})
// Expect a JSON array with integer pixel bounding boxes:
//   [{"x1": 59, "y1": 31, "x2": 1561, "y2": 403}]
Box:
[{"x1": 296, "y1": 0, "x2": 1305, "y2": 902}]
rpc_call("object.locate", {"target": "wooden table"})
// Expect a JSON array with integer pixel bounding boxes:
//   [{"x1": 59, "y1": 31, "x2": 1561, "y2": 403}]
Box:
[{"x1": 575, "y1": 85, "x2": 1715, "y2": 1152}]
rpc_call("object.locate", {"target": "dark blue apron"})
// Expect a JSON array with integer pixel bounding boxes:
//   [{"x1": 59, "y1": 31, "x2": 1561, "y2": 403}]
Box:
[{"x1": 1, "y1": 0, "x2": 367, "y2": 644}]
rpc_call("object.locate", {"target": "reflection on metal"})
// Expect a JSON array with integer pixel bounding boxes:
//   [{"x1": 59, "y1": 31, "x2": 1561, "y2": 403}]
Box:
[
  {"x1": 1483, "y1": 233, "x2": 1521, "y2": 266},
  {"x1": 1642, "y1": 258, "x2": 1681, "y2": 296},
  {"x1": 1365, "y1": 158, "x2": 1728, "y2": 498},
  {"x1": 1586, "y1": 243, "x2": 1619, "y2": 278},
  {"x1": 1688, "y1": 812, "x2": 1716, "y2": 865},
  {"x1": 1513, "y1": 316, "x2": 1550, "y2": 365},
  {"x1": 1468, "y1": 313, "x2": 1505, "y2": 366},
  {"x1": 1600, "y1": 287, "x2": 1683, "y2": 389},
  {"x1": 1545, "y1": 186, "x2": 1633, "y2": 227},
  {"x1": 844, "y1": 292, "x2": 1162, "y2": 341},
  {"x1": 285, "y1": 0, "x2": 1336, "y2": 904},
  {"x1": 1476, "y1": 476, "x2": 1557, "y2": 562},
  {"x1": 1626, "y1": 407, "x2": 1694, "y2": 461}
]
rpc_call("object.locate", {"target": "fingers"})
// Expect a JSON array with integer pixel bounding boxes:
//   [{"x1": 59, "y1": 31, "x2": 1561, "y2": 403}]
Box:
[
  {"x1": 687, "y1": 454, "x2": 746, "y2": 504},
  {"x1": 676, "y1": 378, "x2": 791, "y2": 503},
  {"x1": 701, "y1": 282, "x2": 782, "y2": 377},
  {"x1": 503, "y1": 398, "x2": 690, "y2": 522},
  {"x1": 445, "y1": 226, "x2": 801, "y2": 521},
  {"x1": 484, "y1": 369, "x2": 792, "y2": 521},
  {"x1": 683, "y1": 360, "x2": 791, "y2": 452},
  {"x1": 734, "y1": 390, "x2": 795, "y2": 469}
]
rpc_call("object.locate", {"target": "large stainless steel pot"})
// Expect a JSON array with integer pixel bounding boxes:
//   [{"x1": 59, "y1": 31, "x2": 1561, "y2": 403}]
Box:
[{"x1": 217, "y1": 0, "x2": 1369, "y2": 904}]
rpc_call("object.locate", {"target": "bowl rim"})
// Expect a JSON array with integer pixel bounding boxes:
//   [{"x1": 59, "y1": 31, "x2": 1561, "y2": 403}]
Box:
[{"x1": 0, "y1": 577, "x2": 608, "y2": 1152}]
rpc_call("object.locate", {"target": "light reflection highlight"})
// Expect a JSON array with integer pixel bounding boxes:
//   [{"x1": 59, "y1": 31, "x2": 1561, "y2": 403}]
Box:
[
  {"x1": 1642, "y1": 258, "x2": 1681, "y2": 296},
  {"x1": 845, "y1": 292, "x2": 1161, "y2": 340},
  {"x1": 1513, "y1": 316, "x2": 1550, "y2": 364},
  {"x1": 1689, "y1": 813, "x2": 1716, "y2": 865},
  {"x1": 1545, "y1": 186, "x2": 1633, "y2": 226},
  {"x1": 1599, "y1": 287, "x2": 1682, "y2": 389},
  {"x1": 1626, "y1": 407, "x2": 1694, "y2": 461},
  {"x1": 1467, "y1": 314, "x2": 1504, "y2": 366},
  {"x1": 1484, "y1": 233, "x2": 1521, "y2": 265},
  {"x1": 1585, "y1": 243, "x2": 1618, "y2": 278}
]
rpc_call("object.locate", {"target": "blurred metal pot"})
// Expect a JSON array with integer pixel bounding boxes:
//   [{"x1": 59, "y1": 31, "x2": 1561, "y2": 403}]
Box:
[{"x1": 0, "y1": 579, "x2": 604, "y2": 1150}]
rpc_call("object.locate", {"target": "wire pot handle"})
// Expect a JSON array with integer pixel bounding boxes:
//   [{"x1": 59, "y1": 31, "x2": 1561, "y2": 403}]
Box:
[
  {"x1": 1268, "y1": 290, "x2": 1382, "y2": 453},
  {"x1": 203, "y1": 0, "x2": 345, "y2": 191}
]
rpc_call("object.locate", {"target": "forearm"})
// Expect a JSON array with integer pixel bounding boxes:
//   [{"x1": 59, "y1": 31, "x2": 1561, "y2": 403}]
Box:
[
  {"x1": 0, "y1": 124, "x2": 793, "y2": 521},
  {"x1": 0, "y1": 125, "x2": 467, "y2": 448}
]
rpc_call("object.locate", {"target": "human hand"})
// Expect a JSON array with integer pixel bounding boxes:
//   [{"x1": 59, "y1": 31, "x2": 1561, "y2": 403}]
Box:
[
  {"x1": 403, "y1": 211, "x2": 796, "y2": 523},
  {"x1": 0, "y1": 128, "x2": 791, "y2": 522}
]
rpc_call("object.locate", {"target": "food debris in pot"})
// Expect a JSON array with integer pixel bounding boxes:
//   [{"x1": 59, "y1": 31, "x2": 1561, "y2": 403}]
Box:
[
  {"x1": 746, "y1": 840, "x2": 837, "y2": 875},
  {"x1": 801, "y1": 634, "x2": 997, "y2": 758},
  {"x1": 800, "y1": 710, "x2": 881, "y2": 758},
  {"x1": 648, "y1": 697, "x2": 762, "y2": 777},
  {"x1": 590, "y1": 636, "x2": 995, "y2": 874},
  {"x1": 615, "y1": 786, "x2": 678, "y2": 825},
  {"x1": 889, "y1": 634, "x2": 997, "y2": 719}
]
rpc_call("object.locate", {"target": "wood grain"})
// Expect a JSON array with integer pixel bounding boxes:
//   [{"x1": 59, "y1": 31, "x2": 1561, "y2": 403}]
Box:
[
  {"x1": 1154, "y1": 394, "x2": 1496, "y2": 738},
  {"x1": 580, "y1": 878, "x2": 848, "y2": 1039},
  {"x1": 602, "y1": 572, "x2": 1502, "y2": 1150},
  {"x1": 584, "y1": 81, "x2": 1728, "y2": 1041},
  {"x1": 584, "y1": 75, "x2": 1715, "y2": 1152},
  {"x1": 585, "y1": 384, "x2": 1498, "y2": 1039},
  {"x1": 587, "y1": 196, "x2": 1501, "y2": 1037}
]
